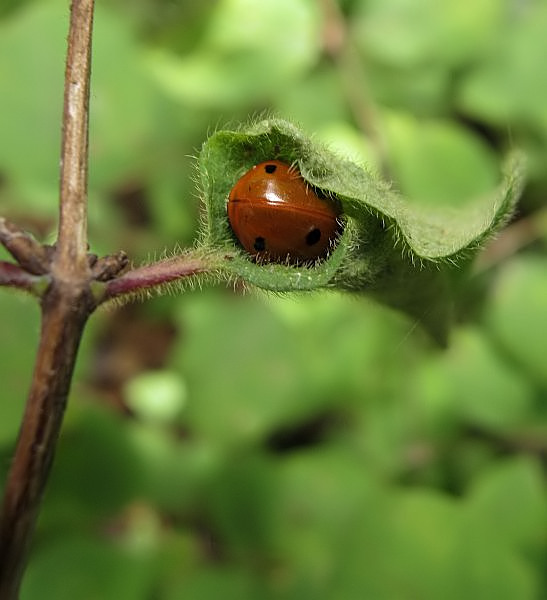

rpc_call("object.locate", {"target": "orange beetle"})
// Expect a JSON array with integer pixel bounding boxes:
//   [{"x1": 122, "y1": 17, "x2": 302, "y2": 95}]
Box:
[{"x1": 227, "y1": 160, "x2": 342, "y2": 264}]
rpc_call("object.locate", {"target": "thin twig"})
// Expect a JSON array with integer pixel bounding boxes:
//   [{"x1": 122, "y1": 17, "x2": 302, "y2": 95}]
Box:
[
  {"x1": 0, "y1": 261, "x2": 49, "y2": 293},
  {"x1": 102, "y1": 253, "x2": 216, "y2": 300},
  {"x1": 0, "y1": 1, "x2": 96, "y2": 597},
  {"x1": 474, "y1": 207, "x2": 547, "y2": 273},
  {"x1": 0, "y1": 218, "x2": 52, "y2": 275},
  {"x1": 320, "y1": 0, "x2": 391, "y2": 179}
]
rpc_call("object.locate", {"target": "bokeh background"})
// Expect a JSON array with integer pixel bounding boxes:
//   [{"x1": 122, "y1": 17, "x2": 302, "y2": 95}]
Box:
[{"x1": 1, "y1": 0, "x2": 547, "y2": 598}]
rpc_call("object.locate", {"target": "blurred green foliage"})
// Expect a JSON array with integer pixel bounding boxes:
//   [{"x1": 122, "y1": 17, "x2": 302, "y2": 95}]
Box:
[{"x1": 0, "y1": 0, "x2": 546, "y2": 598}]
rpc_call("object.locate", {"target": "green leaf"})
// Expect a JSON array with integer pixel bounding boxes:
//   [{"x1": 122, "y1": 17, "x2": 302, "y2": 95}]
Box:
[
  {"x1": 172, "y1": 293, "x2": 329, "y2": 444},
  {"x1": 384, "y1": 113, "x2": 499, "y2": 206},
  {"x1": 199, "y1": 118, "x2": 524, "y2": 341},
  {"x1": 458, "y1": 2, "x2": 547, "y2": 134},
  {"x1": 44, "y1": 407, "x2": 144, "y2": 520},
  {"x1": 411, "y1": 327, "x2": 534, "y2": 434},
  {"x1": 354, "y1": 0, "x2": 502, "y2": 68},
  {"x1": 485, "y1": 255, "x2": 547, "y2": 385},
  {"x1": 0, "y1": 0, "x2": 66, "y2": 213},
  {"x1": 147, "y1": 0, "x2": 320, "y2": 109},
  {"x1": 204, "y1": 452, "x2": 282, "y2": 559},
  {"x1": 162, "y1": 567, "x2": 260, "y2": 600},
  {"x1": 21, "y1": 537, "x2": 154, "y2": 600},
  {"x1": 465, "y1": 457, "x2": 546, "y2": 550}
]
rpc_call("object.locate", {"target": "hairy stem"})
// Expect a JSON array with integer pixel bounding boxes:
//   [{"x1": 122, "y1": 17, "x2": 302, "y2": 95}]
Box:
[{"x1": 102, "y1": 253, "x2": 217, "y2": 301}]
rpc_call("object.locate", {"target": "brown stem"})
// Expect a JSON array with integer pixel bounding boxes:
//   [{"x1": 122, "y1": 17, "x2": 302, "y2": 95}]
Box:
[
  {"x1": 0, "y1": 1, "x2": 95, "y2": 596},
  {"x1": 0, "y1": 284, "x2": 93, "y2": 598},
  {"x1": 57, "y1": 0, "x2": 94, "y2": 274}
]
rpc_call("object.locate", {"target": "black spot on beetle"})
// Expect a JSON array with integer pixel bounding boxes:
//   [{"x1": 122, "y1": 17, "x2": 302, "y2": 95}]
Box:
[
  {"x1": 254, "y1": 237, "x2": 266, "y2": 251},
  {"x1": 305, "y1": 228, "x2": 321, "y2": 246},
  {"x1": 264, "y1": 164, "x2": 277, "y2": 174}
]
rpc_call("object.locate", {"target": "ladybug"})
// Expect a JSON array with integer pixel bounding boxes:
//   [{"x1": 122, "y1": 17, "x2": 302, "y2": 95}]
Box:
[{"x1": 227, "y1": 160, "x2": 342, "y2": 264}]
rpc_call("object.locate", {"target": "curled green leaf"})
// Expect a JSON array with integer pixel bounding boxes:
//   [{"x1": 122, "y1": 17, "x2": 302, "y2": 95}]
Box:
[{"x1": 199, "y1": 118, "x2": 525, "y2": 342}]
